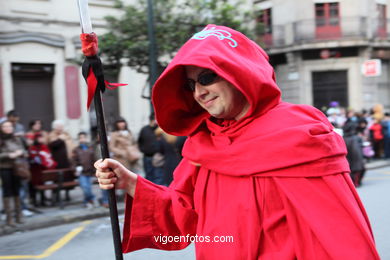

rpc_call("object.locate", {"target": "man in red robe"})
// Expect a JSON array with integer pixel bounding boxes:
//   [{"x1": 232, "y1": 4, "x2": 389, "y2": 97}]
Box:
[{"x1": 95, "y1": 25, "x2": 380, "y2": 259}]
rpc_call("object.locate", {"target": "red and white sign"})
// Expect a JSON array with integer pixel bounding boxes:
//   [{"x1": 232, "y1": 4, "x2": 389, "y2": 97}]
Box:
[{"x1": 361, "y1": 59, "x2": 382, "y2": 77}]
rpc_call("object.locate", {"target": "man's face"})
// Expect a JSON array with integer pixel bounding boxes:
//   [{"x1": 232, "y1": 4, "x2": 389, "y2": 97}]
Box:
[{"x1": 185, "y1": 66, "x2": 249, "y2": 120}]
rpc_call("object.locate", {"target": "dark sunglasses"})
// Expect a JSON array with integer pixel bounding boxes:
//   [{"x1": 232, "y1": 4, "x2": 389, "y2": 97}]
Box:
[{"x1": 185, "y1": 71, "x2": 219, "y2": 92}]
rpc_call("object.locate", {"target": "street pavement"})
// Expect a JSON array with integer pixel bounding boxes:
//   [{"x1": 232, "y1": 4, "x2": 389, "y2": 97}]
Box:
[
  {"x1": 357, "y1": 163, "x2": 390, "y2": 259},
  {"x1": 0, "y1": 216, "x2": 196, "y2": 259},
  {"x1": 0, "y1": 159, "x2": 389, "y2": 259}
]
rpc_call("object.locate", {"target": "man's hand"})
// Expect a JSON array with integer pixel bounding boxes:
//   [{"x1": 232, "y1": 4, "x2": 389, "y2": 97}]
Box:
[{"x1": 94, "y1": 159, "x2": 138, "y2": 197}]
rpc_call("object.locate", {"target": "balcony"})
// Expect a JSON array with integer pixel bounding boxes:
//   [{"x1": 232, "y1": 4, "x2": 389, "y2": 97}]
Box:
[
  {"x1": 258, "y1": 16, "x2": 390, "y2": 50},
  {"x1": 294, "y1": 17, "x2": 367, "y2": 44}
]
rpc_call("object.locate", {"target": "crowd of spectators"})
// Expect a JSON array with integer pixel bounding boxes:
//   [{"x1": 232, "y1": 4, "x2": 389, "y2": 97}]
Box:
[
  {"x1": 0, "y1": 110, "x2": 184, "y2": 228},
  {"x1": 323, "y1": 102, "x2": 390, "y2": 186}
]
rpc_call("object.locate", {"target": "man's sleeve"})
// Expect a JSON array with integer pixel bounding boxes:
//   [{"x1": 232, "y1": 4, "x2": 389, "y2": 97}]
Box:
[{"x1": 122, "y1": 158, "x2": 198, "y2": 252}]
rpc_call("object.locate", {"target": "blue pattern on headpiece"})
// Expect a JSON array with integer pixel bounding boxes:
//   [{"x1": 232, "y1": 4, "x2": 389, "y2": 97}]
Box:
[{"x1": 191, "y1": 26, "x2": 238, "y2": 48}]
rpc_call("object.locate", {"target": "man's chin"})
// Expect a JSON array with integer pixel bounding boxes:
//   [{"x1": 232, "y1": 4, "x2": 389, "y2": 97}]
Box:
[{"x1": 208, "y1": 111, "x2": 225, "y2": 119}]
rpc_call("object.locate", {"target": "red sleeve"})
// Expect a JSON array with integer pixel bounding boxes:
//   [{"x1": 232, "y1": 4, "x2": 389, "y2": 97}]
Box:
[{"x1": 122, "y1": 158, "x2": 199, "y2": 253}]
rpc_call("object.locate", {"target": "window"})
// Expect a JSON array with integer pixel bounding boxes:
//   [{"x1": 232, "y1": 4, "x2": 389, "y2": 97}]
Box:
[
  {"x1": 377, "y1": 4, "x2": 387, "y2": 38},
  {"x1": 315, "y1": 2, "x2": 341, "y2": 39},
  {"x1": 257, "y1": 8, "x2": 272, "y2": 46},
  {"x1": 258, "y1": 8, "x2": 272, "y2": 34}
]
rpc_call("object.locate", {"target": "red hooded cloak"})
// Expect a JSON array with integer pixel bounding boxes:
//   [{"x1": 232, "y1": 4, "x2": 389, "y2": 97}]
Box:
[{"x1": 121, "y1": 25, "x2": 380, "y2": 259}]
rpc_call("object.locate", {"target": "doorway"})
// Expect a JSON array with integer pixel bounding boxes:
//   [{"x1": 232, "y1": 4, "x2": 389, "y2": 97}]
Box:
[
  {"x1": 12, "y1": 63, "x2": 55, "y2": 131},
  {"x1": 312, "y1": 70, "x2": 348, "y2": 109}
]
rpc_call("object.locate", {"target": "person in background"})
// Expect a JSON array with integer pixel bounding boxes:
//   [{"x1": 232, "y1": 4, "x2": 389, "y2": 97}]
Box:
[
  {"x1": 2, "y1": 111, "x2": 33, "y2": 217},
  {"x1": 109, "y1": 119, "x2": 141, "y2": 201},
  {"x1": 25, "y1": 119, "x2": 49, "y2": 147},
  {"x1": 48, "y1": 119, "x2": 75, "y2": 201},
  {"x1": 382, "y1": 112, "x2": 390, "y2": 159},
  {"x1": 138, "y1": 115, "x2": 164, "y2": 185},
  {"x1": 48, "y1": 120, "x2": 74, "y2": 169},
  {"x1": 0, "y1": 121, "x2": 27, "y2": 227},
  {"x1": 28, "y1": 133, "x2": 57, "y2": 206},
  {"x1": 72, "y1": 132, "x2": 96, "y2": 209},
  {"x1": 24, "y1": 119, "x2": 49, "y2": 212},
  {"x1": 93, "y1": 135, "x2": 109, "y2": 208},
  {"x1": 154, "y1": 127, "x2": 183, "y2": 186},
  {"x1": 326, "y1": 101, "x2": 346, "y2": 130},
  {"x1": 343, "y1": 113, "x2": 366, "y2": 187},
  {"x1": 369, "y1": 116, "x2": 384, "y2": 158},
  {"x1": 0, "y1": 110, "x2": 25, "y2": 137},
  {"x1": 109, "y1": 118, "x2": 141, "y2": 172}
]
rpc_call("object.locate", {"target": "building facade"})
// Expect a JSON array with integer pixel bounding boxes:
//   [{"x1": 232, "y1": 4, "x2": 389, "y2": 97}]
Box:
[
  {"x1": 0, "y1": 0, "x2": 149, "y2": 137},
  {"x1": 2, "y1": 0, "x2": 389, "y2": 139},
  {"x1": 255, "y1": 0, "x2": 390, "y2": 112}
]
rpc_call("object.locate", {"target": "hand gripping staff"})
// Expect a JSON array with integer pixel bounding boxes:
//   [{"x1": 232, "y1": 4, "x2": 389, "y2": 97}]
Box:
[{"x1": 77, "y1": 0, "x2": 125, "y2": 259}]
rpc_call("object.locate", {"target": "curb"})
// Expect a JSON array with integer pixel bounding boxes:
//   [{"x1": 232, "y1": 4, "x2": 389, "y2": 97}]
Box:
[
  {"x1": 365, "y1": 161, "x2": 390, "y2": 170},
  {"x1": 0, "y1": 206, "x2": 125, "y2": 237}
]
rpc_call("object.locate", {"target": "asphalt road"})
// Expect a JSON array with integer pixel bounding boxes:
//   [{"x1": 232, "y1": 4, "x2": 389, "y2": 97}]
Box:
[
  {"x1": 0, "y1": 216, "x2": 195, "y2": 260},
  {"x1": 0, "y1": 165, "x2": 389, "y2": 260},
  {"x1": 357, "y1": 164, "x2": 390, "y2": 259}
]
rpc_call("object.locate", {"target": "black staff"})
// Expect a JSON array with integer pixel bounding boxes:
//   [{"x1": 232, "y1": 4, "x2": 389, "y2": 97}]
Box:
[{"x1": 77, "y1": 0, "x2": 123, "y2": 259}]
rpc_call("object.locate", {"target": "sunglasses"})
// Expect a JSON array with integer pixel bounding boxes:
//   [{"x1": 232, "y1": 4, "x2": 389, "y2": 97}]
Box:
[{"x1": 185, "y1": 71, "x2": 219, "y2": 92}]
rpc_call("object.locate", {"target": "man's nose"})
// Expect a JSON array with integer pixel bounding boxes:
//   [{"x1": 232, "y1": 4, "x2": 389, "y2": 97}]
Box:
[{"x1": 194, "y1": 83, "x2": 208, "y2": 98}]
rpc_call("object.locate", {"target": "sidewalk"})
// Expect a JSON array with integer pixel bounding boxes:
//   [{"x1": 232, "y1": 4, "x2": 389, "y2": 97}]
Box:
[
  {"x1": 0, "y1": 184, "x2": 125, "y2": 236},
  {"x1": 1, "y1": 159, "x2": 389, "y2": 237},
  {"x1": 365, "y1": 158, "x2": 390, "y2": 170}
]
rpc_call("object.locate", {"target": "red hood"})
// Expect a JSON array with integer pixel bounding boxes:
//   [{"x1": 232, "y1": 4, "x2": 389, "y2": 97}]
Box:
[{"x1": 152, "y1": 24, "x2": 281, "y2": 136}]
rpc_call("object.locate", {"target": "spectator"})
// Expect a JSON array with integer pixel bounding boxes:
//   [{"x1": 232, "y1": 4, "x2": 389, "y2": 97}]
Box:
[
  {"x1": 343, "y1": 116, "x2": 366, "y2": 187},
  {"x1": 48, "y1": 119, "x2": 75, "y2": 201},
  {"x1": 382, "y1": 112, "x2": 390, "y2": 158},
  {"x1": 137, "y1": 114, "x2": 164, "y2": 185},
  {"x1": 93, "y1": 135, "x2": 109, "y2": 208},
  {"x1": 28, "y1": 133, "x2": 57, "y2": 206},
  {"x1": 109, "y1": 118, "x2": 141, "y2": 172},
  {"x1": 155, "y1": 127, "x2": 183, "y2": 186},
  {"x1": 369, "y1": 117, "x2": 384, "y2": 158},
  {"x1": 72, "y1": 132, "x2": 96, "y2": 209},
  {"x1": 48, "y1": 120, "x2": 74, "y2": 168},
  {"x1": 1, "y1": 111, "x2": 33, "y2": 216},
  {"x1": 0, "y1": 121, "x2": 27, "y2": 226},
  {"x1": 25, "y1": 119, "x2": 49, "y2": 146},
  {"x1": 0, "y1": 110, "x2": 25, "y2": 137}
]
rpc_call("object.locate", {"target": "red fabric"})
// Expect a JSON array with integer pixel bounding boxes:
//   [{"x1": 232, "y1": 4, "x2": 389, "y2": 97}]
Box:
[
  {"x1": 80, "y1": 33, "x2": 98, "y2": 57},
  {"x1": 122, "y1": 25, "x2": 380, "y2": 259},
  {"x1": 86, "y1": 67, "x2": 97, "y2": 109},
  {"x1": 80, "y1": 33, "x2": 128, "y2": 109},
  {"x1": 84, "y1": 69, "x2": 127, "y2": 109},
  {"x1": 369, "y1": 123, "x2": 384, "y2": 140},
  {"x1": 28, "y1": 144, "x2": 57, "y2": 170},
  {"x1": 29, "y1": 144, "x2": 57, "y2": 186}
]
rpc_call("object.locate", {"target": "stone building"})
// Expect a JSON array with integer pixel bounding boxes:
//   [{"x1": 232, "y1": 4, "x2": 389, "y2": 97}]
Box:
[
  {"x1": 0, "y1": 0, "x2": 149, "y2": 137},
  {"x1": 255, "y1": 0, "x2": 390, "y2": 112},
  {"x1": 1, "y1": 0, "x2": 389, "y2": 138}
]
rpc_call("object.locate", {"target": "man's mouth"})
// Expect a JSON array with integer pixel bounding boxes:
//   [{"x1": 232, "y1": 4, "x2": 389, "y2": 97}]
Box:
[{"x1": 203, "y1": 97, "x2": 217, "y2": 107}]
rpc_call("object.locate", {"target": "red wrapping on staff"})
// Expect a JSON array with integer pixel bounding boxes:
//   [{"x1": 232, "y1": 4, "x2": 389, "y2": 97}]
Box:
[
  {"x1": 80, "y1": 33, "x2": 127, "y2": 109},
  {"x1": 80, "y1": 33, "x2": 98, "y2": 57}
]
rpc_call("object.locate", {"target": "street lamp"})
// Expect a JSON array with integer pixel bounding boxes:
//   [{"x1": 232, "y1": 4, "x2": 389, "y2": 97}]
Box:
[{"x1": 147, "y1": 0, "x2": 158, "y2": 114}]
